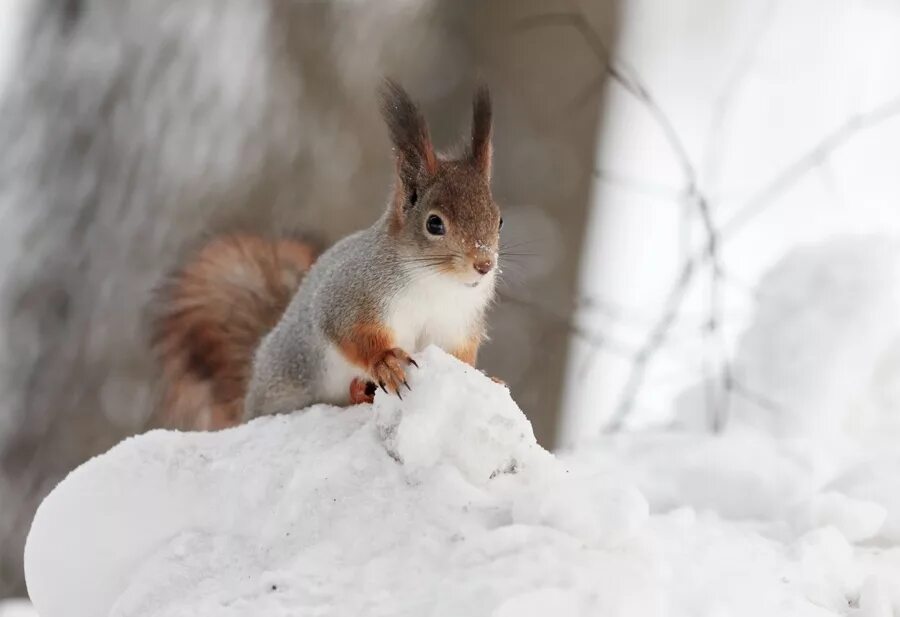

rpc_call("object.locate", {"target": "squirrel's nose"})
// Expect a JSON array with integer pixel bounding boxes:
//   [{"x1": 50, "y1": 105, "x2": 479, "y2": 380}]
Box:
[{"x1": 473, "y1": 259, "x2": 494, "y2": 275}]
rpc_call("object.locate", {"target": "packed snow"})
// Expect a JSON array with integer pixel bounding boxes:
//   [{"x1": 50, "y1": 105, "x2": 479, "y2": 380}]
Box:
[{"x1": 25, "y1": 337, "x2": 900, "y2": 615}]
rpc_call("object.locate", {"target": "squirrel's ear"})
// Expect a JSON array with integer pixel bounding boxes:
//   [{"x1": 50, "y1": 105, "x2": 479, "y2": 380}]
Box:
[
  {"x1": 470, "y1": 85, "x2": 492, "y2": 180},
  {"x1": 380, "y1": 79, "x2": 438, "y2": 194}
]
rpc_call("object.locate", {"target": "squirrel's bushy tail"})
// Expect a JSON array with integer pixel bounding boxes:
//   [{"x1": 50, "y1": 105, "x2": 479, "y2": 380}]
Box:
[{"x1": 152, "y1": 234, "x2": 316, "y2": 430}]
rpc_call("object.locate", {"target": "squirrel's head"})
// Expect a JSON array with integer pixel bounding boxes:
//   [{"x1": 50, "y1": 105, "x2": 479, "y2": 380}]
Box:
[{"x1": 380, "y1": 80, "x2": 501, "y2": 288}]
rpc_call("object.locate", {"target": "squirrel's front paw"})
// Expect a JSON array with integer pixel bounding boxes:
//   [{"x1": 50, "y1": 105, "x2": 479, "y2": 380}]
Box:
[{"x1": 371, "y1": 347, "x2": 418, "y2": 398}]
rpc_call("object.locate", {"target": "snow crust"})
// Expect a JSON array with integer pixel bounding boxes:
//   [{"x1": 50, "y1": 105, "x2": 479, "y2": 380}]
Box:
[{"x1": 25, "y1": 339, "x2": 900, "y2": 616}]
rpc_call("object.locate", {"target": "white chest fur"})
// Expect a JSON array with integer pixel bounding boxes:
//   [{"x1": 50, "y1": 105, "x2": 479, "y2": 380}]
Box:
[
  {"x1": 385, "y1": 270, "x2": 494, "y2": 352},
  {"x1": 318, "y1": 271, "x2": 494, "y2": 404}
]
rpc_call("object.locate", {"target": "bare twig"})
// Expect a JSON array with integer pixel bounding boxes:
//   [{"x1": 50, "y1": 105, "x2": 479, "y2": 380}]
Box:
[
  {"x1": 722, "y1": 96, "x2": 900, "y2": 236},
  {"x1": 514, "y1": 12, "x2": 610, "y2": 61},
  {"x1": 730, "y1": 378, "x2": 784, "y2": 415},
  {"x1": 497, "y1": 290, "x2": 632, "y2": 359},
  {"x1": 702, "y1": 0, "x2": 778, "y2": 186},
  {"x1": 594, "y1": 168, "x2": 687, "y2": 201},
  {"x1": 605, "y1": 259, "x2": 695, "y2": 431}
]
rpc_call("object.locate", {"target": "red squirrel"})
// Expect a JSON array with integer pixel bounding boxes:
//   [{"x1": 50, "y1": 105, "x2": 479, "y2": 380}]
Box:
[{"x1": 154, "y1": 80, "x2": 501, "y2": 430}]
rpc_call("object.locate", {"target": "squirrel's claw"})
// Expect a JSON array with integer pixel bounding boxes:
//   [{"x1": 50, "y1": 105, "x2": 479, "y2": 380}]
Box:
[
  {"x1": 408, "y1": 358, "x2": 419, "y2": 369},
  {"x1": 402, "y1": 379, "x2": 411, "y2": 391},
  {"x1": 370, "y1": 347, "x2": 415, "y2": 397}
]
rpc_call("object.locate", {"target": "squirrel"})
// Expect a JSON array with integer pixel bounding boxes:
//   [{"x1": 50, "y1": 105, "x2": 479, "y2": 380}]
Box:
[{"x1": 153, "y1": 80, "x2": 502, "y2": 430}]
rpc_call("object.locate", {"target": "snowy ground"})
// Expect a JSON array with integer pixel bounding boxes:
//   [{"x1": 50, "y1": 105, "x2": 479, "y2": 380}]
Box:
[
  {"x1": 23, "y1": 337, "x2": 900, "y2": 616},
  {"x1": 18, "y1": 234, "x2": 900, "y2": 616}
]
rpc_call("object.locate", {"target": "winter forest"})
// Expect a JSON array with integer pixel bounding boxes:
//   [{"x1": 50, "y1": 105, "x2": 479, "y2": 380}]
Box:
[{"x1": 2, "y1": 0, "x2": 900, "y2": 615}]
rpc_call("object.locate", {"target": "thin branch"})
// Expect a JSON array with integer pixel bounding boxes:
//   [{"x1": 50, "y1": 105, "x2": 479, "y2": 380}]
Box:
[
  {"x1": 729, "y1": 378, "x2": 786, "y2": 416},
  {"x1": 702, "y1": 0, "x2": 777, "y2": 185},
  {"x1": 722, "y1": 95, "x2": 900, "y2": 236},
  {"x1": 567, "y1": 72, "x2": 606, "y2": 113},
  {"x1": 513, "y1": 12, "x2": 610, "y2": 61},
  {"x1": 594, "y1": 168, "x2": 687, "y2": 201},
  {"x1": 606, "y1": 67, "x2": 697, "y2": 186},
  {"x1": 496, "y1": 290, "x2": 632, "y2": 359},
  {"x1": 605, "y1": 259, "x2": 695, "y2": 431}
]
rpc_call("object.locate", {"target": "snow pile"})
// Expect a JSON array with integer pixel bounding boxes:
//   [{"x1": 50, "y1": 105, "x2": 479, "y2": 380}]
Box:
[
  {"x1": 24, "y1": 347, "x2": 649, "y2": 617},
  {"x1": 559, "y1": 429, "x2": 900, "y2": 614},
  {"x1": 24, "y1": 344, "x2": 900, "y2": 617}
]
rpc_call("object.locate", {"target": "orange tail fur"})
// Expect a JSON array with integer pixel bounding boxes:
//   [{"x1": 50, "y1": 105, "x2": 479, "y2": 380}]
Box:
[{"x1": 152, "y1": 234, "x2": 316, "y2": 430}]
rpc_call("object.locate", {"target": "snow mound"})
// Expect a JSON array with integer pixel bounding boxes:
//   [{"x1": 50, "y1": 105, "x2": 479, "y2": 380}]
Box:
[
  {"x1": 371, "y1": 354, "x2": 550, "y2": 483},
  {"x1": 24, "y1": 347, "x2": 900, "y2": 616},
  {"x1": 24, "y1": 348, "x2": 645, "y2": 617}
]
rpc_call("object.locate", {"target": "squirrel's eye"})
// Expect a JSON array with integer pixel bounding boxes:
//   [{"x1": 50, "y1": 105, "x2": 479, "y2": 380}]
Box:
[
  {"x1": 499, "y1": 217, "x2": 504, "y2": 231},
  {"x1": 426, "y1": 214, "x2": 446, "y2": 236}
]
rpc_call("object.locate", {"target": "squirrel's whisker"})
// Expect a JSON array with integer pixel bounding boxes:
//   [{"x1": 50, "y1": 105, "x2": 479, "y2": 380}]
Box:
[
  {"x1": 498, "y1": 252, "x2": 538, "y2": 258},
  {"x1": 500, "y1": 238, "x2": 538, "y2": 248}
]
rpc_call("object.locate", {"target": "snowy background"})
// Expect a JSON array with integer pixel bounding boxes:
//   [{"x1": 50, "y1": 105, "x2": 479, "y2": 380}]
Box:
[
  {"x1": 4, "y1": 0, "x2": 900, "y2": 614},
  {"x1": 564, "y1": 0, "x2": 900, "y2": 439}
]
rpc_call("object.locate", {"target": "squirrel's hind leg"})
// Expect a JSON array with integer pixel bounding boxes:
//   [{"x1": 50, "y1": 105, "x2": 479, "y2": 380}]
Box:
[{"x1": 349, "y1": 378, "x2": 377, "y2": 405}]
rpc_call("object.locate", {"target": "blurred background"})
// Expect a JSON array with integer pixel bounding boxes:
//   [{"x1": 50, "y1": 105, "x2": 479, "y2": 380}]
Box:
[{"x1": 1, "y1": 0, "x2": 899, "y2": 601}]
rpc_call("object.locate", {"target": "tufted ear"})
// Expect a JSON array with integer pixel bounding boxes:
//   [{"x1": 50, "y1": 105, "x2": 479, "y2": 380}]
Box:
[
  {"x1": 380, "y1": 79, "x2": 437, "y2": 200},
  {"x1": 469, "y1": 85, "x2": 492, "y2": 180}
]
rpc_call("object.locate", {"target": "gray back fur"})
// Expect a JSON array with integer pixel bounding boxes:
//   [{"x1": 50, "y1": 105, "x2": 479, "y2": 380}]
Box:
[{"x1": 246, "y1": 213, "x2": 409, "y2": 416}]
